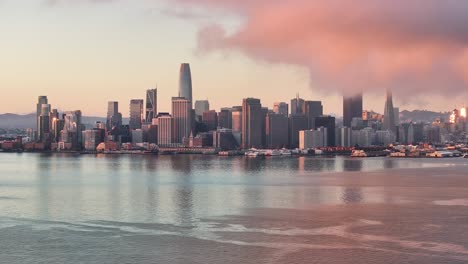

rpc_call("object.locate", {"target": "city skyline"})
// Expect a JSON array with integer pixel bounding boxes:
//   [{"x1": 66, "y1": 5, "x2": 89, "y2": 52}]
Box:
[{"x1": 1, "y1": 1, "x2": 468, "y2": 116}]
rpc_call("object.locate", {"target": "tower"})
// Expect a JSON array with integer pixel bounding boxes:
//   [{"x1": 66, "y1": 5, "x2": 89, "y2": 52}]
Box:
[
  {"x1": 129, "y1": 99, "x2": 144, "y2": 130},
  {"x1": 343, "y1": 93, "x2": 363, "y2": 127},
  {"x1": 383, "y1": 90, "x2": 396, "y2": 134},
  {"x1": 145, "y1": 88, "x2": 157, "y2": 123},
  {"x1": 36, "y1": 96, "x2": 48, "y2": 140},
  {"x1": 172, "y1": 97, "x2": 192, "y2": 144},
  {"x1": 242, "y1": 98, "x2": 263, "y2": 149},
  {"x1": 179, "y1": 63, "x2": 193, "y2": 107}
]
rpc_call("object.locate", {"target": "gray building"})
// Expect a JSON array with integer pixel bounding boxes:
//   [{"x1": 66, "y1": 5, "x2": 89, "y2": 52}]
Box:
[
  {"x1": 315, "y1": 116, "x2": 336, "y2": 147},
  {"x1": 288, "y1": 114, "x2": 308, "y2": 149},
  {"x1": 266, "y1": 113, "x2": 289, "y2": 149},
  {"x1": 291, "y1": 95, "x2": 305, "y2": 115},
  {"x1": 383, "y1": 89, "x2": 396, "y2": 134},
  {"x1": 343, "y1": 93, "x2": 363, "y2": 127},
  {"x1": 195, "y1": 100, "x2": 210, "y2": 118},
  {"x1": 273, "y1": 102, "x2": 289, "y2": 116},
  {"x1": 304, "y1": 101, "x2": 323, "y2": 129}
]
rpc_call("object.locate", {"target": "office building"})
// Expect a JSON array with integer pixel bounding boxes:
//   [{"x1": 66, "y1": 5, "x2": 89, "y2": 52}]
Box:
[
  {"x1": 82, "y1": 129, "x2": 103, "y2": 151},
  {"x1": 299, "y1": 128, "x2": 327, "y2": 149},
  {"x1": 273, "y1": 102, "x2": 289, "y2": 116},
  {"x1": 156, "y1": 113, "x2": 173, "y2": 147},
  {"x1": 291, "y1": 94, "x2": 304, "y2": 115},
  {"x1": 242, "y1": 98, "x2": 263, "y2": 149},
  {"x1": 304, "y1": 101, "x2": 323, "y2": 129},
  {"x1": 179, "y1": 63, "x2": 193, "y2": 106},
  {"x1": 145, "y1": 89, "x2": 157, "y2": 123},
  {"x1": 265, "y1": 113, "x2": 289, "y2": 149},
  {"x1": 195, "y1": 100, "x2": 210, "y2": 118},
  {"x1": 38, "y1": 104, "x2": 51, "y2": 142},
  {"x1": 129, "y1": 99, "x2": 144, "y2": 130},
  {"x1": 172, "y1": 97, "x2": 192, "y2": 144},
  {"x1": 336, "y1": 127, "x2": 352, "y2": 147},
  {"x1": 315, "y1": 116, "x2": 336, "y2": 147},
  {"x1": 343, "y1": 93, "x2": 363, "y2": 127},
  {"x1": 202, "y1": 110, "x2": 218, "y2": 131},
  {"x1": 218, "y1": 108, "x2": 232, "y2": 129},
  {"x1": 394, "y1": 107, "x2": 400, "y2": 126},
  {"x1": 36, "y1": 96, "x2": 48, "y2": 137},
  {"x1": 288, "y1": 114, "x2": 308, "y2": 148},
  {"x1": 106, "y1": 101, "x2": 122, "y2": 131}
]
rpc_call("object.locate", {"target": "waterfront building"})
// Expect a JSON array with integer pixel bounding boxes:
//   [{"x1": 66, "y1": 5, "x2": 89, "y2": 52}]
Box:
[
  {"x1": 172, "y1": 97, "x2": 192, "y2": 144},
  {"x1": 129, "y1": 99, "x2": 144, "y2": 130},
  {"x1": 231, "y1": 108, "x2": 242, "y2": 145},
  {"x1": 288, "y1": 114, "x2": 308, "y2": 148},
  {"x1": 343, "y1": 93, "x2": 363, "y2": 127},
  {"x1": 336, "y1": 127, "x2": 352, "y2": 147},
  {"x1": 145, "y1": 89, "x2": 158, "y2": 123},
  {"x1": 60, "y1": 110, "x2": 83, "y2": 149},
  {"x1": 82, "y1": 129, "x2": 103, "y2": 151},
  {"x1": 299, "y1": 128, "x2": 327, "y2": 149},
  {"x1": 265, "y1": 113, "x2": 289, "y2": 149},
  {"x1": 179, "y1": 63, "x2": 193, "y2": 107},
  {"x1": 242, "y1": 98, "x2": 263, "y2": 149},
  {"x1": 131, "y1": 129, "x2": 144, "y2": 144},
  {"x1": 375, "y1": 130, "x2": 396, "y2": 146},
  {"x1": 352, "y1": 128, "x2": 374, "y2": 147},
  {"x1": 213, "y1": 128, "x2": 238, "y2": 150},
  {"x1": 156, "y1": 113, "x2": 173, "y2": 147},
  {"x1": 315, "y1": 116, "x2": 336, "y2": 147},
  {"x1": 273, "y1": 102, "x2": 289, "y2": 116}
]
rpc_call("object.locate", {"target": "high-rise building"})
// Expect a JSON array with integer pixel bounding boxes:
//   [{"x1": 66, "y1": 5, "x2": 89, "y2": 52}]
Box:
[
  {"x1": 129, "y1": 99, "x2": 144, "y2": 130},
  {"x1": 156, "y1": 113, "x2": 173, "y2": 147},
  {"x1": 231, "y1": 107, "x2": 242, "y2": 146},
  {"x1": 218, "y1": 108, "x2": 232, "y2": 129},
  {"x1": 291, "y1": 95, "x2": 304, "y2": 115},
  {"x1": 202, "y1": 110, "x2": 218, "y2": 131},
  {"x1": 195, "y1": 100, "x2": 210, "y2": 118},
  {"x1": 273, "y1": 102, "x2": 289, "y2": 116},
  {"x1": 315, "y1": 116, "x2": 336, "y2": 147},
  {"x1": 145, "y1": 89, "x2": 157, "y2": 123},
  {"x1": 36, "y1": 96, "x2": 48, "y2": 139},
  {"x1": 383, "y1": 90, "x2": 396, "y2": 134},
  {"x1": 38, "y1": 104, "x2": 51, "y2": 142},
  {"x1": 179, "y1": 63, "x2": 193, "y2": 107},
  {"x1": 299, "y1": 128, "x2": 327, "y2": 149},
  {"x1": 336, "y1": 127, "x2": 352, "y2": 147},
  {"x1": 288, "y1": 114, "x2": 308, "y2": 149},
  {"x1": 304, "y1": 101, "x2": 323, "y2": 129},
  {"x1": 394, "y1": 107, "x2": 400, "y2": 126},
  {"x1": 172, "y1": 97, "x2": 192, "y2": 144},
  {"x1": 60, "y1": 110, "x2": 83, "y2": 149},
  {"x1": 106, "y1": 101, "x2": 122, "y2": 131},
  {"x1": 343, "y1": 93, "x2": 363, "y2": 127},
  {"x1": 242, "y1": 98, "x2": 263, "y2": 149},
  {"x1": 265, "y1": 113, "x2": 289, "y2": 149}
]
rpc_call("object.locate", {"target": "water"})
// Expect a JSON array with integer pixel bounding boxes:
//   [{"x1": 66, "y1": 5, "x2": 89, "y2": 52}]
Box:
[{"x1": 0, "y1": 153, "x2": 468, "y2": 263}]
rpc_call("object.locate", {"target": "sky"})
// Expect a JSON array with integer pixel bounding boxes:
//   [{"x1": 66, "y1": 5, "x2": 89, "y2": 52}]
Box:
[{"x1": 1, "y1": 0, "x2": 467, "y2": 117}]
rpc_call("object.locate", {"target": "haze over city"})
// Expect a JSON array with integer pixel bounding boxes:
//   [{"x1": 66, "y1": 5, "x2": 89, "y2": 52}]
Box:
[{"x1": 2, "y1": 0, "x2": 468, "y2": 116}]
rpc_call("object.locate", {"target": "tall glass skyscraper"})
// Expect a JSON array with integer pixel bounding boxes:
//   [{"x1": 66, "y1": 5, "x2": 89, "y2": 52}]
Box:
[
  {"x1": 145, "y1": 89, "x2": 157, "y2": 123},
  {"x1": 242, "y1": 98, "x2": 263, "y2": 149},
  {"x1": 179, "y1": 63, "x2": 193, "y2": 107},
  {"x1": 129, "y1": 99, "x2": 144, "y2": 130},
  {"x1": 172, "y1": 97, "x2": 192, "y2": 144},
  {"x1": 343, "y1": 93, "x2": 363, "y2": 127},
  {"x1": 36, "y1": 96, "x2": 48, "y2": 140}
]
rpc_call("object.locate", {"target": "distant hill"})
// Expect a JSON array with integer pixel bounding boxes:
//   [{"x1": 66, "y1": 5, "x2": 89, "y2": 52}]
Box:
[
  {"x1": 0, "y1": 113, "x2": 129, "y2": 129},
  {"x1": 400, "y1": 110, "x2": 450, "y2": 123}
]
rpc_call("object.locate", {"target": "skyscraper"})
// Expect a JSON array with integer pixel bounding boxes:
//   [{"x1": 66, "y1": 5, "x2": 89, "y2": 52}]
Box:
[
  {"x1": 156, "y1": 113, "x2": 173, "y2": 147},
  {"x1": 172, "y1": 97, "x2": 192, "y2": 144},
  {"x1": 106, "y1": 101, "x2": 122, "y2": 131},
  {"x1": 288, "y1": 114, "x2": 308, "y2": 148},
  {"x1": 266, "y1": 113, "x2": 289, "y2": 149},
  {"x1": 383, "y1": 90, "x2": 396, "y2": 133},
  {"x1": 304, "y1": 101, "x2": 323, "y2": 129},
  {"x1": 179, "y1": 63, "x2": 193, "y2": 106},
  {"x1": 273, "y1": 102, "x2": 289, "y2": 116},
  {"x1": 218, "y1": 108, "x2": 232, "y2": 129},
  {"x1": 145, "y1": 88, "x2": 157, "y2": 123},
  {"x1": 36, "y1": 96, "x2": 48, "y2": 139},
  {"x1": 343, "y1": 93, "x2": 363, "y2": 127},
  {"x1": 129, "y1": 99, "x2": 144, "y2": 130},
  {"x1": 195, "y1": 100, "x2": 210, "y2": 118},
  {"x1": 38, "y1": 104, "x2": 51, "y2": 142},
  {"x1": 202, "y1": 110, "x2": 218, "y2": 131},
  {"x1": 291, "y1": 95, "x2": 304, "y2": 115},
  {"x1": 242, "y1": 98, "x2": 263, "y2": 149}
]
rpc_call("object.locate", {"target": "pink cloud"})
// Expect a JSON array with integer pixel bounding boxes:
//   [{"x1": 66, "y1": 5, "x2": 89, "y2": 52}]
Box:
[{"x1": 175, "y1": 0, "x2": 468, "y2": 96}]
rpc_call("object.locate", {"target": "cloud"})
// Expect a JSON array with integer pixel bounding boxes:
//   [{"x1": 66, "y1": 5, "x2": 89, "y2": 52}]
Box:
[
  {"x1": 174, "y1": 0, "x2": 468, "y2": 97},
  {"x1": 43, "y1": 0, "x2": 115, "y2": 6}
]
